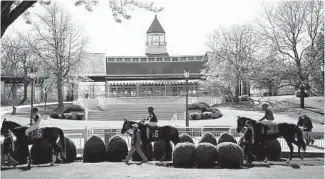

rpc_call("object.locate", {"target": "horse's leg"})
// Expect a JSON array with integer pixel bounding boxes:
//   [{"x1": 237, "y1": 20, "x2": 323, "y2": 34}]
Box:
[
  {"x1": 27, "y1": 145, "x2": 32, "y2": 169},
  {"x1": 285, "y1": 139, "x2": 294, "y2": 165},
  {"x1": 142, "y1": 141, "x2": 148, "y2": 161},
  {"x1": 159, "y1": 140, "x2": 168, "y2": 162},
  {"x1": 49, "y1": 143, "x2": 56, "y2": 166},
  {"x1": 292, "y1": 140, "x2": 303, "y2": 160}
]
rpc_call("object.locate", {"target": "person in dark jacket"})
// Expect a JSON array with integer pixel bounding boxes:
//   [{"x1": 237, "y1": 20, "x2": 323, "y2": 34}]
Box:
[
  {"x1": 124, "y1": 124, "x2": 148, "y2": 165},
  {"x1": 297, "y1": 114, "x2": 314, "y2": 145},
  {"x1": 144, "y1": 106, "x2": 158, "y2": 140},
  {"x1": 2, "y1": 130, "x2": 19, "y2": 167},
  {"x1": 242, "y1": 120, "x2": 256, "y2": 164}
]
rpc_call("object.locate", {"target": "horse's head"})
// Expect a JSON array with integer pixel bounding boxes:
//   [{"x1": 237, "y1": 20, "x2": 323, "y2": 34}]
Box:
[
  {"x1": 236, "y1": 116, "x2": 254, "y2": 133},
  {"x1": 121, "y1": 118, "x2": 135, "y2": 134},
  {"x1": 1, "y1": 118, "x2": 21, "y2": 135}
]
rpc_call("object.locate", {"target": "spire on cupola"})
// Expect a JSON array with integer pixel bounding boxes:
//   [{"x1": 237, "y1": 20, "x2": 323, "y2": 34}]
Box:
[
  {"x1": 145, "y1": 15, "x2": 168, "y2": 57},
  {"x1": 147, "y1": 15, "x2": 165, "y2": 34}
]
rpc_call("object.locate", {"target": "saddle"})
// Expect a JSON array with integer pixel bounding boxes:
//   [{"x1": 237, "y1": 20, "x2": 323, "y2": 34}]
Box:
[
  {"x1": 145, "y1": 125, "x2": 159, "y2": 140},
  {"x1": 29, "y1": 129, "x2": 43, "y2": 140},
  {"x1": 261, "y1": 124, "x2": 279, "y2": 135}
]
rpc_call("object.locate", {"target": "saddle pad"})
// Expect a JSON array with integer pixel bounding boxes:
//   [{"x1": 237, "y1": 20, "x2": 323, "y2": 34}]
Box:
[
  {"x1": 29, "y1": 129, "x2": 43, "y2": 140},
  {"x1": 265, "y1": 124, "x2": 279, "y2": 135}
]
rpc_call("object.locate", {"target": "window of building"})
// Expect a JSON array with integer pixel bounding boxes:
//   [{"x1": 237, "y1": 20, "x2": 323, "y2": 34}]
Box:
[
  {"x1": 195, "y1": 56, "x2": 203, "y2": 61},
  {"x1": 188, "y1": 57, "x2": 195, "y2": 61},
  {"x1": 140, "y1": 58, "x2": 147, "y2": 62},
  {"x1": 116, "y1": 58, "x2": 123, "y2": 62},
  {"x1": 156, "y1": 58, "x2": 163, "y2": 61},
  {"x1": 107, "y1": 58, "x2": 115, "y2": 62},
  {"x1": 132, "y1": 58, "x2": 139, "y2": 62},
  {"x1": 124, "y1": 58, "x2": 131, "y2": 62},
  {"x1": 148, "y1": 58, "x2": 155, "y2": 62},
  {"x1": 164, "y1": 57, "x2": 171, "y2": 61},
  {"x1": 172, "y1": 57, "x2": 179, "y2": 61},
  {"x1": 180, "y1": 57, "x2": 186, "y2": 61}
]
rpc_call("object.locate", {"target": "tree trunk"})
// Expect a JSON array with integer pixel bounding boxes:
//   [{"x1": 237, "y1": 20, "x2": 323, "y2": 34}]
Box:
[
  {"x1": 45, "y1": 91, "x2": 48, "y2": 108},
  {"x1": 19, "y1": 68, "x2": 29, "y2": 105},
  {"x1": 234, "y1": 79, "x2": 240, "y2": 103},
  {"x1": 1, "y1": 1, "x2": 37, "y2": 38},
  {"x1": 57, "y1": 74, "x2": 64, "y2": 108},
  {"x1": 300, "y1": 85, "x2": 305, "y2": 109},
  {"x1": 11, "y1": 83, "x2": 18, "y2": 100}
]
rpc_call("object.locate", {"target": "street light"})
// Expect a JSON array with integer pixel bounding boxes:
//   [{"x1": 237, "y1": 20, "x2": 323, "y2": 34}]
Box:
[
  {"x1": 29, "y1": 69, "x2": 36, "y2": 124},
  {"x1": 184, "y1": 68, "x2": 190, "y2": 127}
]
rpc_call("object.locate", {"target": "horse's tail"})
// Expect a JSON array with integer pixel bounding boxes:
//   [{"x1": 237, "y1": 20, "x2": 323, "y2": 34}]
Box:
[
  {"x1": 59, "y1": 129, "x2": 67, "y2": 160},
  {"x1": 296, "y1": 126, "x2": 306, "y2": 152},
  {"x1": 171, "y1": 126, "x2": 179, "y2": 145}
]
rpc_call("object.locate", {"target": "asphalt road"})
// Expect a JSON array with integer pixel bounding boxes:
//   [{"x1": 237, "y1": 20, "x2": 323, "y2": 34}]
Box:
[{"x1": 1, "y1": 158, "x2": 324, "y2": 179}]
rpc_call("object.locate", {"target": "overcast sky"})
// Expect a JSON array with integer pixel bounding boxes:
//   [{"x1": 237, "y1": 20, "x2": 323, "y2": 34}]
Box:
[{"x1": 4, "y1": 0, "x2": 279, "y2": 56}]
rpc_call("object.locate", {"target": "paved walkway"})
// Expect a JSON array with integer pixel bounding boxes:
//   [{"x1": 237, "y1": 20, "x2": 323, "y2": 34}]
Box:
[{"x1": 1, "y1": 159, "x2": 324, "y2": 179}]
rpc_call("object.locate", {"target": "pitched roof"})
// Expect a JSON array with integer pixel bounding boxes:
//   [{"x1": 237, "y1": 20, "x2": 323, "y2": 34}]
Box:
[{"x1": 147, "y1": 15, "x2": 165, "y2": 34}]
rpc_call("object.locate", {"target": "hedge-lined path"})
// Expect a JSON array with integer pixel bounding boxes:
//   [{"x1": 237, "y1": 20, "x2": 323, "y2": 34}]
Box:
[
  {"x1": 1, "y1": 158, "x2": 324, "y2": 179},
  {"x1": 1, "y1": 106, "x2": 324, "y2": 156},
  {"x1": 1, "y1": 107, "x2": 323, "y2": 132}
]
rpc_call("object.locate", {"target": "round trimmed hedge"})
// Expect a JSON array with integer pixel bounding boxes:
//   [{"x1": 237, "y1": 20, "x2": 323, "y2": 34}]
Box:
[
  {"x1": 195, "y1": 143, "x2": 217, "y2": 168},
  {"x1": 106, "y1": 135, "x2": 128, "y2": 162},
  {"x1": 154, "y1": 140, "x2": 172, "y2": 161},
  {"x1": 173, "y1": 142, "x2": 196, "y2": 168},
  {"x1": 217, "y1": 132, "x2": 237, "y2": 144},
  {"x1": 179, "y1": 133, "x2": 194, "y2": 144},
  {"x1": 12, "y1": 142, "x2": 28, "y2": 164},
  {"x1": 199, "y1": 132, "x2": 217, "y2": 146},
  {"x1": 132, "y1": 143, "x2": 153, "y2": 161},
  {"x1": 83, "y1": 135, "x2": 106, "y2": 163},
  {"x1": 238, "y1": 137, "x2": 282, "y2": 161},
  {"x1": 216, "y1": 142, "x2": 244, "y2": 168},
  {"x1": 55, "y1": 137, "x2": 77, "y2": 163},
  {"x1": 31, "y1": 140, "x2": 53, "y2": 164}
]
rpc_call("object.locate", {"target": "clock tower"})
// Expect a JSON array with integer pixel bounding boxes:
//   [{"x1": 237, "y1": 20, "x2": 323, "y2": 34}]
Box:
[{"x1": 145, "y1": 15, "x2": 168, "y2": 56}]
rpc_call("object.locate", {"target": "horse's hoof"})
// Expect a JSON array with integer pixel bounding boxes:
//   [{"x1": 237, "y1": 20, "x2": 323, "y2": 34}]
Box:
[
  {"x1": 50, "y1": 163, "x2": 54, "y2": 166},
  {"x1": 286, "y1": 161, "x2": 290, "y2": 165}
]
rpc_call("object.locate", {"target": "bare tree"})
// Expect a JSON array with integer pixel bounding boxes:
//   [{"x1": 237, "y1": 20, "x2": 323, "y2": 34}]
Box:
[
  {"x1": 204, "y1": 24, "x2": 262, "y2": 102},
  {"x1": 1, "y1": 0, "x2": 162, "y2": 38},
  {"x1": 25, "y1": 3, "x2": 88, "y2": 108},
  {"x1": 1, "y1": 35, "x2": 37, "y2": 104},
  {"x1": 257, "y1": 1, "x2": 324, "y2": 108}
]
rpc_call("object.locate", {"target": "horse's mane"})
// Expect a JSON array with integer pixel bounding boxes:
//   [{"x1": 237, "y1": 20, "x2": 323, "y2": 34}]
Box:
[
  {"x1": 238, "y1": 116, "x2": 257, "y2": 124},
  {"x1": 5, "y1": 120, "x2": 22, "y2": 128}
]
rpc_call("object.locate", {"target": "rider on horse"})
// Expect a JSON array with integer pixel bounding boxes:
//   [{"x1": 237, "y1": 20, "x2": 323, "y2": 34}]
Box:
[
  {"x1": 143, "y1": 106, "x2": 158, "y2": 140},
  {"x1": 25, "y1": 107, "x2": 42, "y2": 136},
  {"x1": 258, "y1": 104, "x2": 274, "y2": 134}
]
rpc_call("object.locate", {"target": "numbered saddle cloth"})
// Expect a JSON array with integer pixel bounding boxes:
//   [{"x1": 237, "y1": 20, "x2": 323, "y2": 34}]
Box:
[
  {"x1": 29, "y1": 129, "x2": 43, "y2": 140},
  {"x1": 264, "y1": 124, "x2": 279, "y2": 135},
  {"x1": 147, "y1": 126, "x2": 159, "y2": 140}
]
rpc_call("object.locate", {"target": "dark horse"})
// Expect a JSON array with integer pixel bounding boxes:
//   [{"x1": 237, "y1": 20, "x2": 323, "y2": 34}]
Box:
[
  {"x1": 1, "y1": 118, "x2": 66, "y2": 169},
  {"x1": 236, "y1": 116, "x2": 306, "y2": 164},
  {"x1": 121, "y1": 118, "x2": 179, "y2": 161}
]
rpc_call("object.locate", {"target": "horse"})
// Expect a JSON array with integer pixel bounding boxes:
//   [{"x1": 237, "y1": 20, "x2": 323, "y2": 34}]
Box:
[
  {"x1": 236, "y1": 116, "x2": 306, "y2": 164},
  {"x1": 1, "y1": 118, "x2": 66, "y2": 169},
  {"x1": 121, "y1": 118, "x2": 179, "y2": 161}
]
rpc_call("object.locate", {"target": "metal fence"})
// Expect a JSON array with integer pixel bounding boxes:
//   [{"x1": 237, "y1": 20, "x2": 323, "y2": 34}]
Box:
[{"x1": 62, "y1": 127, "x2": 324, "y2": 158}]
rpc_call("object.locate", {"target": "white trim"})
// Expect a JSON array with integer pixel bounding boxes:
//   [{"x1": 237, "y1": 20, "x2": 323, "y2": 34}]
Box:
[{"x1": 106, "y1": 79, "x2": 200, "y2": 85}]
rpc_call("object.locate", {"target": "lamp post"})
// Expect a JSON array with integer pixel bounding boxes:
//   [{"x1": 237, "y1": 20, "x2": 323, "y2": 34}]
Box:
[
  {"x1": 184, "y1": 68, "x2": 190, "y2": 127},
  {"x1": 29, "y1": 69, "x2": 36, "y2": 124}
]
